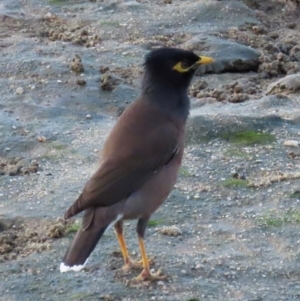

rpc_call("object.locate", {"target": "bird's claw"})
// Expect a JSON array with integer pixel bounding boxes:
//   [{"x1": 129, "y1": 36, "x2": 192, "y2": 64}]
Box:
[{"x1": 132, "y1": 268, "x2": 167, "y2": 282}]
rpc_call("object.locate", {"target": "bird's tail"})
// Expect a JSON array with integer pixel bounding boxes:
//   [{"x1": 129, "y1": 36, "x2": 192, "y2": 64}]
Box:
[{"x1": 60, "y1": 226, "x2": 107, "y2": 272}]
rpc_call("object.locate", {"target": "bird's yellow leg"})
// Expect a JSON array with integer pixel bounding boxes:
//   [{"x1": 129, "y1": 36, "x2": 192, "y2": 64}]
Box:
[
  {"x1": 114, "y1": 222, "x2": 145, "y2": 271},
  {"x1": 134, "y1": 236, "x2": 166, "y2": 282}
]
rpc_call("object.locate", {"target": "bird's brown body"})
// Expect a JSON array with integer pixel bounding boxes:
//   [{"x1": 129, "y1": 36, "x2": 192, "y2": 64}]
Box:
[
  {"x1": 60, "y1": 48, "x2": 214, "y2": 280},
  {"x1": 65, "y1": 98, "x2": 185, "y2": 221}
]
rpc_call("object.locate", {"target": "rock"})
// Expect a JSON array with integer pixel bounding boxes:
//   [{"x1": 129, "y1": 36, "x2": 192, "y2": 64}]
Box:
[
  {"x1": 45, "y1": 12, "x2": 52, "y2": 18},
  {"x1": 276, "y1": 41, "x2": 297, "y2": 55},
  {"x1": 287, "y1": 22, "x2": 297, "y2": 29},
  {"x1": 230, "y1": 93, "x2": 249, "y2": 103},
  {"x1": 182, "y1": 36, "x2": 260, "y2": 74},
  {"x1": 190, "y1": 79, "x2": 208, "y2": 97},
  {"x1": 191, "y1": 97, "x2": 218, "y2": 108},
  {"x1": 47, "y1": 223, "x2": 65, "y2": 239},
  {"x1": 252, "y1": 25, "x2": 265, "y2": 34},
  {"x1": 76, "y1": 78, "x2": 86, "y2": 86},
  {"x1": 37, "y1": 136, "x2": 46, "y2": 142},
  {"x1": 99, "y1": 66, "x2": 110, "y2": 74},
  {"x1": 290, "y1": 44, "x2": 300, "y2": 61},
  {"x1": 100, "y1": 73, "x2": 121, "y2": 91},
  {"x1": 15, "y1": 87, "x2": 24, "y2": 95},
  {"x1": 179, "y1": 0, "x2": 259, "y2": 32},
  {"x1": 268, "y1": 32, "x2": 279, "y2": 39},
  {"x1": 0, "y1": 219, "x2": 13, "y2": 232},
  {"x1": 187, "y1": 94, "x2": 300, "y2": 142},
  {"x1": 158, "y1": 225, "x2": 182, "y2": 236},
  {"x1": 266, "y1": 74, "x2": 300, "y2": 95},
  {"x1": 284, "y1": 140, "x2": 299, "y2": 147},
  {"x1": 70, "y1": 54, "x2": 84, "y2": 73},
  {"x1": 31, "y1": 160, "x2": 39, "y2": 167}
]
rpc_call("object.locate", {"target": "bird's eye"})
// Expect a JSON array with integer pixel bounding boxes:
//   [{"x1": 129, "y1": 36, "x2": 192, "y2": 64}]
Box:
[
  {"x1": 180, "y1": 61, "x2": 189, "y2": 70},
  {"x1": 172, "y1": 61, "x2": 191, "y2": 73}
]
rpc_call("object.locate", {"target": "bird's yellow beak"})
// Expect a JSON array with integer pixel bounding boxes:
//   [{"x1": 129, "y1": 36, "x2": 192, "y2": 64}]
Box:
[{"x1": 195, "y1": 56, "x2": 214, "y2": 65}]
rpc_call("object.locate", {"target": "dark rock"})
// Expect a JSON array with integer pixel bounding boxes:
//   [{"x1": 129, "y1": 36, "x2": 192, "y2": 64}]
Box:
[{"x1": 182, "y1": 36, "x2": 260, "y2": 74}]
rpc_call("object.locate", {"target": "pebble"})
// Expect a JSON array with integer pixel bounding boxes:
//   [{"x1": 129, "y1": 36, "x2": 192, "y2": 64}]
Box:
[
  {"x1": 76, "y1": 78, "x2": 86, "y2": 86},
  {"x1": 15, "y1": 87, "x2": 24, "y2": 95},
  {"x1": 85, "y1": 114, "x2": 92, "y2": 119},
  {"x1": 284, "y1": 140, "x2": 299, "y2": 147},
  {"x1": 37, "y1": 136, "x2": 46, "y2": 142},
  {"x1": 158, "y1": 225, "x2": 182, "y2": 236}
]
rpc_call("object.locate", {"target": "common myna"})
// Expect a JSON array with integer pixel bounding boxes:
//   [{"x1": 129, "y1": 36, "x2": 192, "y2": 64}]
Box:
[{"x1": 60, "y1": 48, "x2": 214, "y2": 281}]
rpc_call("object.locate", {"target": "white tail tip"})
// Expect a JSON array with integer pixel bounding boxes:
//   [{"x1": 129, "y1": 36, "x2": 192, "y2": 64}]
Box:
[{"x1": 60, "y1": 261, "x2": 87, "y2": 273}]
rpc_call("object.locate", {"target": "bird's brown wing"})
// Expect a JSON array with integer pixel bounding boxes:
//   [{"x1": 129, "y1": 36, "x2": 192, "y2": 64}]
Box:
[{"x1": 64, "y1": 121, "x2": 179, "y2": 219}]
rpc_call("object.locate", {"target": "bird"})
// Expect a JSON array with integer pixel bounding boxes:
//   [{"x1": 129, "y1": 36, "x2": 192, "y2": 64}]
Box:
[{"x1": 59, "y1": 47, "x2": 214, "y2": 281}]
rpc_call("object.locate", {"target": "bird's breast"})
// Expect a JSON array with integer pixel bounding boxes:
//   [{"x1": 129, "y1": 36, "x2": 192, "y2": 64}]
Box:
[{"x1": 122, "y1": 148, "x2": 183, "y2": 220}]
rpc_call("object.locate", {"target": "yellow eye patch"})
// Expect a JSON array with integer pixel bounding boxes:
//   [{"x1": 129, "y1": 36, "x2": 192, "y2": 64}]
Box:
[{"x1": 172, "y1": 61, "x2": 191, "y2": 73}]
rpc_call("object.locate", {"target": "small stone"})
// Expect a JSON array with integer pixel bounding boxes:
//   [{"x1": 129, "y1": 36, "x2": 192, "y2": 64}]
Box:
[
  {"x1": 268, "y1": 32, "x2": 279, "y2": 39},
  {"x1": 100, "y1": 73, "x2": 120, "y2": 91},
  {"x1": 16, "y1": 87, "x2": 24, "y2": 95},
  {"x1": 157, "y1": 281, "x2": 164, "y2": 286},
  {"x1": 252, "y1": 25, "x2": 265, "y2": 34},
  {"x1": 76, "y1": 78, "x2": 86, "y2": 86},
  {"x1": 233, "y1": 85, "x2": 243, "y2": 93},
  {"x1": 71, "y1": 54, "x2": 84, "y2": 73},
  {"x1": 284, "y1": 140, "x2": 299, "y2": 147},
  {"x1": 158, "y1": 225, "x2": 182, "y2": 236},
  {"x1": 85, "y1": 114, "x2": 92, "y2": 119},
  {"x1": 80, "y1": 29, "x2": 89, "y2": 36},
  {"x1": 37, "y1": 136, "x2": 46, "y2": 142},
  {"x1": 287, "y1": 23, "x2": 296, "y2": 29},
  {"x1": 31, "y1": 160, "x2": 39, "y2": 166},
  {"x1": 101, "y1": 294, "x2": 114, "y2": 301},
  {"x1": 99, "y1": 66, "x2": 110, "y2": 74}
]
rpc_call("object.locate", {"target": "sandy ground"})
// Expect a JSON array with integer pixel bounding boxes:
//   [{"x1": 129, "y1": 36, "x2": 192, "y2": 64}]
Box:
[{"x1": 1, "y1": 0, "x2": 300, "y2": 300}]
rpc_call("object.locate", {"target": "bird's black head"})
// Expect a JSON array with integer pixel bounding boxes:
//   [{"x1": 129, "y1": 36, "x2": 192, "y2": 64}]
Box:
[
  {"x1": 141, "y1": 47, "x2": 214, "y2": 119},
  {"x1": 143, "y1": 47, "x2": 214, "y2": 91}
]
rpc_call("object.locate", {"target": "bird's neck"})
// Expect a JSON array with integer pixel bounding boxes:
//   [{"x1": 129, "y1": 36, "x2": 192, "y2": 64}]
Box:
[{"x1": 141, "y1": 77, "x2": 190, "y2": 120}]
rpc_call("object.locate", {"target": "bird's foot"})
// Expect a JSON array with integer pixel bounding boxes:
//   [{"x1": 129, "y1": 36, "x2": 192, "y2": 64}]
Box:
[
  {"x1": 133, "y1": 268, "x2": 166, "y2": 282},
  {"x1": 122, "y1": 258, "x2": 153, "y2": 272}
]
